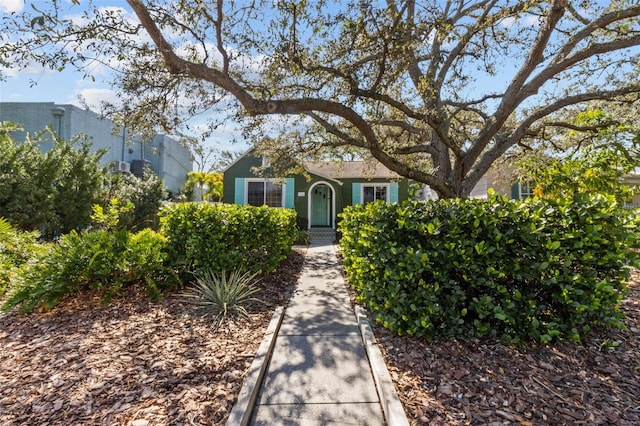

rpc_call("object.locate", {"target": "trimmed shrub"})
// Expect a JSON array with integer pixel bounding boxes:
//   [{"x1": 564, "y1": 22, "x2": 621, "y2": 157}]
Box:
[
  {"x1": 339, "y1": 194, "x2": 639, "y2": 343},
  {"x1": 2, "y1": 228, "x2": 175, "y2": 313},
  {"x1": 159, "y1": 203, "x2": 297, "y2": 274}
]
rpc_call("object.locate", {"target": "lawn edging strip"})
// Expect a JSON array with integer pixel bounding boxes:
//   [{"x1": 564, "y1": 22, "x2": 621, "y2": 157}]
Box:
[
  {"x1": 356, "y1": 305, "x2": 410, "y2": 426},
  {"x1": 226, "y1": 305, "x2": 284, "y2": 426}
]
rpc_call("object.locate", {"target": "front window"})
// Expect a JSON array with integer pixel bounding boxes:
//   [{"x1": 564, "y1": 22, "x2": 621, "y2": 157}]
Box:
[
  {"x1": 363, "y1": 185, "x2": 388, "y2": 204},
  {"x1": 247, "y1": 180, "x2": 283, "y2": 207}
]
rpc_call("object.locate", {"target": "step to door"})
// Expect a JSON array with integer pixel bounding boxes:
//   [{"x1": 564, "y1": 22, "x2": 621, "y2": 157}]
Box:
[{"x1": 307, "y1": 228, "x2": 336, "y2": 241}]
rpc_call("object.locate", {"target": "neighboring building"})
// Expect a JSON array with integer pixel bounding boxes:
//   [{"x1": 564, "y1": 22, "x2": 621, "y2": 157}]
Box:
[
  {"x1": 222, "y1": 149, "x2": 410, "y2": 230},
  {"x1": 434, "y1": 169, "x2": 640, "y2": 205},
  {"x1": 0, "y1": 102, "x2": 192, "y2": 194},
  {"x1": 417, "y1": 169, "x2": 516, "y2": 201},
  {"x1": 621, "y1": 173, "x2": 640, "y2": 208}
]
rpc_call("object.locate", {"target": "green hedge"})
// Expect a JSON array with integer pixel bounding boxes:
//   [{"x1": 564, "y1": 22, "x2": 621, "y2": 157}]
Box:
[
  {"x1": 339, "y1": 194, "x2": 639, "y2": 343},
  {"x1": 158, "y1": 203, "x2": 297, "y2": 274}
]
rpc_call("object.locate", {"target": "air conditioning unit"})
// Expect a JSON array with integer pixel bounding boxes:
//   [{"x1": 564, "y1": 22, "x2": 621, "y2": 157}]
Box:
[{"x1": 115, "y1": 161, "x2": 130, "y2": 173}]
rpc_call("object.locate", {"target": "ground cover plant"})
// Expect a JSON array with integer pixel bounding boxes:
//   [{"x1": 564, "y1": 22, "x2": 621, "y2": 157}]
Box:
[
  {"x1": 0, "y1": 218, "x2": 43, "y2": 297},
  {"x1": 1, "y1": 228, "x2": 175, "y2": 313},
  {"x1": 339, "y1": 194, "x2": 639, "y2": 343},
  {"x1": 2, "y1": 242, "x2": 638, "y2": 425},
  {"x1": 0, "y1": 199, "x2": 305, "y2": 424}
]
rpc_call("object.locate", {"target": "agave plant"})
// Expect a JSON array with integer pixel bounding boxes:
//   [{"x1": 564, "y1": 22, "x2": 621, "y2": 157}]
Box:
[{"x1": 180, "y1": 268, "x2": 262, "y2": 328}]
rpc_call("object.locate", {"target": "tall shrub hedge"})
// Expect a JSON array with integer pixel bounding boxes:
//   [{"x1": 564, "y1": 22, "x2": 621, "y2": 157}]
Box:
[
  {"x1": 339, "y1": 194, "x2": 639, "y2": 343},
  {"x1": 159, "y1": 203, "x2": 297, "y2": 273}
]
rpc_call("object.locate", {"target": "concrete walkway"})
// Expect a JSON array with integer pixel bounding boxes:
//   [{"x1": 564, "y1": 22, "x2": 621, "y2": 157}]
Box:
[{"x1": 243, "y1": 239, "x2": 409, "y2": 425}]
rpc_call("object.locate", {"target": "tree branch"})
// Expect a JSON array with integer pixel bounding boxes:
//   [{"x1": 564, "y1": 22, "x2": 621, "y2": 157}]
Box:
[
  {"x1": 514, "y1": 87, "x2": 640, "y2": 141},
  {"x1": 552, "y1": 5, "x2": 640, "y2": 64},
  {"x1": 305, "y1": 112, "x2": 365, "y2": 148}
]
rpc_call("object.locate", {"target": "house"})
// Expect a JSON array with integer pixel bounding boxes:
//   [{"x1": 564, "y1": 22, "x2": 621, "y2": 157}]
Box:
[
  {"x1": 222, "y1": 150, "x2": 410, "y2": 230},
  {"x1": 0, "y1": 102, "x2": 192, "y2": 194}
]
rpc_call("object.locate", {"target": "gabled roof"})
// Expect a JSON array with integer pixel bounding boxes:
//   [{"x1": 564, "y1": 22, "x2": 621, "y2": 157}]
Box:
[
  {"x1": 222, "y1": 147, "x2": 255, "y2": 172},
  {"x1": 304, "y1": 161, "x2": 401, "y2": 179},
  {"x1": 224, "y1": 148, "x2": 402, "y2": 180}
]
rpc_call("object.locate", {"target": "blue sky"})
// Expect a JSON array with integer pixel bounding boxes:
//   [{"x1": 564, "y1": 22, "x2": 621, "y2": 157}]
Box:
[
  {"x1": 1, "y1": 0, "x2": 126, "y2": 106},
  {"x1": 1, "y1": 0, "x2": 632, "y2": 161},
  {"x1": 0, "y1": 0, "x2": 248, "y2": 158}
]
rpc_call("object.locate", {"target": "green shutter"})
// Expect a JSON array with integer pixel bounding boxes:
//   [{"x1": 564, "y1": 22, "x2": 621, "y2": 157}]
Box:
[
  {"x1": 352, "y1": 183, "x2": 361, "y2": 205},
  {"x1": 235, "y1": 178, "x2": 245, "y2": 204},
  {"x1": 510, "y1": 183, "x2": 520, "y2": 200},
  {"x1": 284, "y1": 178, "x2": 295, "y2": 208},
  {"x1": 389, "y1": 182, "x2": 398, "y2": 203}
]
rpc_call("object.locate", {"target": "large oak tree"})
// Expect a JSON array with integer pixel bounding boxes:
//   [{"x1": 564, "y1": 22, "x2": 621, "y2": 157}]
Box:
[{"x1": 2, "y1": 0, "x2": 639, "y2": 197}]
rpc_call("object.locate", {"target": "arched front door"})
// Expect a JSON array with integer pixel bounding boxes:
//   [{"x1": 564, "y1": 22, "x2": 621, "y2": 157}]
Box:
[{"x1": 309, "y1": 183, "x2": 333, "y2": 227}]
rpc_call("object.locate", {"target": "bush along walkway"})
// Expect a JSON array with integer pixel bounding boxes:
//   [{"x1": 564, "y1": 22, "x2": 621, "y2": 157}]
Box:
[{"x1": 229, "y1": 239, "x2": 409, "y2": 425}]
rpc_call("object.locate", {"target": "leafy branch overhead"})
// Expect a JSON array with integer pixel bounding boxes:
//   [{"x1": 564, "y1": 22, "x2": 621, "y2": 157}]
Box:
[{"x1": 2, "y1": 1, "x2": 639, "y2": 197}]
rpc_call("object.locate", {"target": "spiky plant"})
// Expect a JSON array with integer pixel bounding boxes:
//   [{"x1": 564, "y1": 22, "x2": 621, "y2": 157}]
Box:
[{"x1": 180, "y1": 268, "x2": 262, "y2": 328}]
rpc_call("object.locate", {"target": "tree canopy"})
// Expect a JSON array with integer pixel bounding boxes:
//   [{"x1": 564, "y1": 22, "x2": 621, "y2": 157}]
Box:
[
  {"x1": 185, "y1": 171, "x2": 223, "y2": 202},
  {"x1": 515, "y1": 104, "x2": 640, "y2": 202},
  {"x1": 2, "y1": 0, "x2": 639, "y2": 197}
]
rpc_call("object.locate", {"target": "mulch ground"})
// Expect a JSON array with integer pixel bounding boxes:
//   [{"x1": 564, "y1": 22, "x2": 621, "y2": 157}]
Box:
[
  {"x1": 0, "y1": 248, "x2": 305, "y2": 426},
  {"x1": 376, "y1": 273, "x2": 640, "y2": 425},
  {"x1": 2, "y1": 247, "x2": 639, "y2": 425}
]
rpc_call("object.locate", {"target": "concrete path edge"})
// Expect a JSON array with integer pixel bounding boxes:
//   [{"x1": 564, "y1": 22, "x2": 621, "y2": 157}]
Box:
[
  {"x1": 356, "y1": 305, "x2": 411, "y2": 426},
  {"x1": 225, "y1": 306, "x2": 285, "y2": 426}
]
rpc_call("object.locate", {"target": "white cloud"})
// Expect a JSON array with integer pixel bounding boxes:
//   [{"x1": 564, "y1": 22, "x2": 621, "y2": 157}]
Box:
[
  {"x1": 68, "y1": 87, "x2": 120, "y2": 109},
  {"x1": 1, "y1": 63, "x2": 43, "y2": 78},
  {"x1": 500, "y1": 15, "x2": 540, "y2": 28},
  {"x1": 4, "y1": 92, "x2": 24, "y2": 101},
  {"x1": 0, "y1": 0, "x2": 24, "y2": 13}
]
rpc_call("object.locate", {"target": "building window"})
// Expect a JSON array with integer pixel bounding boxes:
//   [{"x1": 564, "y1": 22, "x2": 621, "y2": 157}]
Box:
[
  {"x1": 363, "y1": 185, "x2": 388, "y2": 204},
  {"x1": 247, "y1": 180, "x2": 283, "y2": 207},
  {"x1": 519, "y1": 181, "x2": 533, "y2": 199}
]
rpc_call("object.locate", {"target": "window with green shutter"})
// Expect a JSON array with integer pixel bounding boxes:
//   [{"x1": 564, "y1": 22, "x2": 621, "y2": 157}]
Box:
[
  {"x1": 243, "y1": 178, "x2": 290, "y2": 207},
  {"x1": 234, "y1": 178, "x2": 245, "y2": 204},
  {"x1": 353, "y1": 182, "x2": 397, "y2": 204},
  {"x1": 390, "y1": 182, "x2": 399, "y2": 202},
  {"x1": 352, "y1": 183, "x2": 361, "y2": 204},
  {"x1": 285, "y1": 178, "x2": 295, "y2": 208}
]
